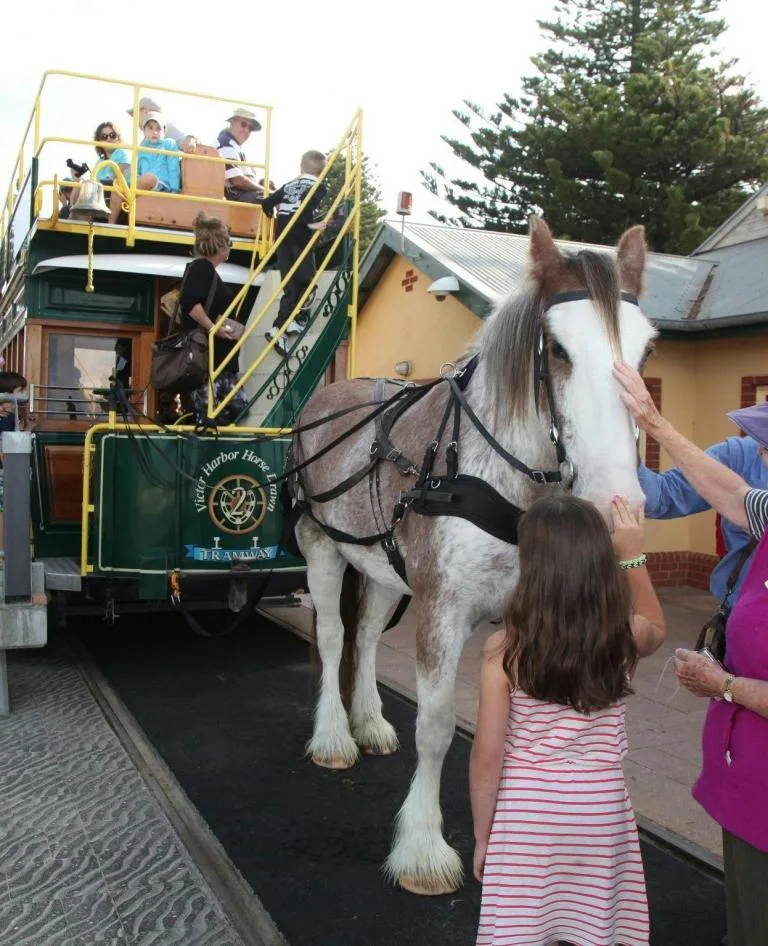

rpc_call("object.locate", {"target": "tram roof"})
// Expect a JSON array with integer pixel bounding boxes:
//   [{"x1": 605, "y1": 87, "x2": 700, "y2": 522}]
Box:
[
  {"x1": 360, "y1": 220, "x2": 768, "y2": 335},
  {"x1": 31, "y1": 253, "x2": 263, "y2": 285}
]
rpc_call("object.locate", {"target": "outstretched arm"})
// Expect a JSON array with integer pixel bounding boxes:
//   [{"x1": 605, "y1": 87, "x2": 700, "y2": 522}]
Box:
[{"x1": 614, "y1": 362, "x2": 750, "y2": 530}]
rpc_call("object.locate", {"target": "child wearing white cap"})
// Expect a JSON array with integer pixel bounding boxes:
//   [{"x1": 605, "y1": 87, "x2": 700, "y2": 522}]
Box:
[{"x1": 137, "y1": 112, "x2": 181, "y2": 193}]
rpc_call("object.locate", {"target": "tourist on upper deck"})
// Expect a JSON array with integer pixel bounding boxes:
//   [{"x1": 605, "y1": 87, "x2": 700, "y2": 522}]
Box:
[
  {"x1": 216, "y1": 108, "x2": 263, "y2": 204},
  {"x1": 92, "y1": 120, "x2": 176, "y2": 224},
  {"x1": 179, "y1": 213, "x2": 246, "y2": 426},
  {"x1": 615, "y1": 360, "x2": 768, "y2": 946},
  {"x1": 137, "y1": 113, "x2": 181, "y2": 194},
  {"x1": 126, "y1": 96, "x2": 197, "y2": 153}
]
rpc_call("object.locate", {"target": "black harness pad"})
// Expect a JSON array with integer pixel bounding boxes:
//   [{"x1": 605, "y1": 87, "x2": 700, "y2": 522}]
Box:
[{"x1": 401, "y1": 474, "x2": 523, "y2": 545}]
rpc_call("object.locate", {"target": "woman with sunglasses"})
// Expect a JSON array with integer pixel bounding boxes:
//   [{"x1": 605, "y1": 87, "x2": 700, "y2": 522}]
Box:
[{"x1": 92, "y1": 120, "x2": 165, "y2": 224}]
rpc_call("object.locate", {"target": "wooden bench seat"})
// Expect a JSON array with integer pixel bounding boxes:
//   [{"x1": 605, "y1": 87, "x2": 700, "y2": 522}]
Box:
[{"x1": 134, "y1": 144, "x2": 261, "y2": 237}]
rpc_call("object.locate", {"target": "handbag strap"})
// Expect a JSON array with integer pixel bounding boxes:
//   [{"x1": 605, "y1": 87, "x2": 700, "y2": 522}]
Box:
[
  {"x1": 166, "y1": 263, "x2": 220, "y2": 336},
  {"x1": 723, "y1": 537, "x2": 757, "y2": 605}
]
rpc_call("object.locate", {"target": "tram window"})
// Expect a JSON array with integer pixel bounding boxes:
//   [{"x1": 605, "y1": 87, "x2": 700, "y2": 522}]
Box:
[{"x1": 45, "y1": 333, "x2": 133, "y2": 420}]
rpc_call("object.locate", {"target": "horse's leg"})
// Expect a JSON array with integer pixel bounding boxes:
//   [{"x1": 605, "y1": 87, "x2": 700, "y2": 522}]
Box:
[
  {"x1": 349, "y1": 580, "x2": 403, "y2": 756},
  {"x1": 384, "y1": 602, "x2": 468, "y2": 895},
  {"x1": 298, "y1": 517, "x2": 360, "y2": 770}
]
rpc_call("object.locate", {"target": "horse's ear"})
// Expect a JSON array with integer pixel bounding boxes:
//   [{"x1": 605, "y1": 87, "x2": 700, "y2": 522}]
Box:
[
  {"x1": 528, "y1": 216, "x2": 562, "y2": 283},
  {"x1": 617, "y1": 225, "x2": 646, "y2": 296}
]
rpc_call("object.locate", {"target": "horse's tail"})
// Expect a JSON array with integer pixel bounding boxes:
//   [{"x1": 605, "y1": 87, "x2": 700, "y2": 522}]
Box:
[{"x1": 339, "y1": 564, "x2": 361, "y2": 709}]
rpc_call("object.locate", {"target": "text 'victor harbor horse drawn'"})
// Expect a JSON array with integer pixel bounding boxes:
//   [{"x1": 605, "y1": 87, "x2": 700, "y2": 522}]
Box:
[{"x1": 288, "y1": 217, "x2": 656, "y2": 895}]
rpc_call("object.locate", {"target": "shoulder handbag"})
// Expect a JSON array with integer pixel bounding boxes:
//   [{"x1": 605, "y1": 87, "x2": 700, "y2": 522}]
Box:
[
  {"x1": 150, "y1": 265, "x2": 218, "y2": 393},
  {"x1": 695, "y1": 538, "x2": 757, "y2": 663}
]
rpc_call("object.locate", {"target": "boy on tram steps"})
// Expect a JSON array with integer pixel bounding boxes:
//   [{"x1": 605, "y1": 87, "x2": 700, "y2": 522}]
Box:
[
  {"x1": 261, "y1": 150, "x2": 328, "y2": 357},
  {"x1": 471, "y1": 495, "x2": 665, "y2": 946},
  {"x1": 0, "y1": 371, "x2": 30, "y2": 557}
]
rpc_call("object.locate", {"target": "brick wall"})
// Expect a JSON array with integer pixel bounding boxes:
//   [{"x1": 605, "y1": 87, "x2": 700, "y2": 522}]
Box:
[
  {"x1": 741, "y1": 375, "x2": 768, "y2": 408},
  {"x1": 646, "y1": 551, "x2": 718, "y2": 590},
  {"x1": 643, "y1": 377, "x2": 662, "y2": 472}
]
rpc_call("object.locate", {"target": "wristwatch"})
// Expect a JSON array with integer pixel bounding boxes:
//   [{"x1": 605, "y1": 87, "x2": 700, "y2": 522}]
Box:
[{"x1": 723, "y1": 674, "x2": 736, "y2": 703}]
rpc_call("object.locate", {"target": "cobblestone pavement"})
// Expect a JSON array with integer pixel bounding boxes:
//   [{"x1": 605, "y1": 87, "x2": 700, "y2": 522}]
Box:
[{"x1": 0, "y1": 641, "x2": 249, "y2": 946}]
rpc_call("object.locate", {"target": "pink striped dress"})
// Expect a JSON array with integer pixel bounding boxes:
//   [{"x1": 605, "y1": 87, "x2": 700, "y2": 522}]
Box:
[{"x1": 476, "y1": 688, "x2": 649, "y2": 946}]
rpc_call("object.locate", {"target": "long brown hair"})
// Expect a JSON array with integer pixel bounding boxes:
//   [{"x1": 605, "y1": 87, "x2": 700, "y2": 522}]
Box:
[{"x1": 503, "y1": 495, "x2": 636, "y2": 713}]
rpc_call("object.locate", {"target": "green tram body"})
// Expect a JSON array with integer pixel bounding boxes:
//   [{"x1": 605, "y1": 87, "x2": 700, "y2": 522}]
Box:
[{"x1": 0, "y1": 73, "x2": 363, "y2": 623}]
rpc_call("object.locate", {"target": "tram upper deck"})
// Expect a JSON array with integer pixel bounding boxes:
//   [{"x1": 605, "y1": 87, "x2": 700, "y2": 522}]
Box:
[{"x1": 1, "y1": 71, "x2": 274, "y2": 263}]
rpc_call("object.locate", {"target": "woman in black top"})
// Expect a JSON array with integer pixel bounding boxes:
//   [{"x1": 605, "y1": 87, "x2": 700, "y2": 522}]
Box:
[{"x1": 180, "y1": 213, "x2": 245, "y2": 425}]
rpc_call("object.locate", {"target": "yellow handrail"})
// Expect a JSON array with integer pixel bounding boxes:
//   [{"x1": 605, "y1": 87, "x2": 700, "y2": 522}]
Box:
[
  {"x1": 2, "y1": 69, "x2": 273, "y2": 252},
  {"x1": 203, "y1": 110, "x2": 363, "y2": 418}
]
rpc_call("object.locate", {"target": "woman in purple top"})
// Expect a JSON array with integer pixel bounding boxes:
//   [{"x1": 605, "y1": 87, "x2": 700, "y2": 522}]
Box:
[{"x1": 615, "y1": 362, "x2": 768, "y2": 946}]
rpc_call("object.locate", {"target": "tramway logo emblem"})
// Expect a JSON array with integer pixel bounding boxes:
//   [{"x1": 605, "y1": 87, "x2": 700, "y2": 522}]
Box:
[
  {"x1": 192, "y1": 447, "x2": 278, "y2": 533},
  {"x1": 208, "y1": 474, "x2": 266, "y2": 534}
]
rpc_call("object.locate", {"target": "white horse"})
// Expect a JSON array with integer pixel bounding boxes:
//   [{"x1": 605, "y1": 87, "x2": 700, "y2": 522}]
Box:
[{"x1": 290, "y1": 218, "x2": 656, "y2": 894}]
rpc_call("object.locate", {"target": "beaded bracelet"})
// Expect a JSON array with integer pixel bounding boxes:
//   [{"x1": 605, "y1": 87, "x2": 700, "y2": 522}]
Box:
[{"x1": 618, "y1": 554, "x2": 647, "y2": 570}]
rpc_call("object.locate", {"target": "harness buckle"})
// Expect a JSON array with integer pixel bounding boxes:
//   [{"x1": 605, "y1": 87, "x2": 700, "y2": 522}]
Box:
[
  {"x1": 439, "y1": 362, "x2": 457, "y2": 379},
  {"x1": 531, "y1": 470, "x2": 548, "y2": 485},
  {"x1": 370, "y1": 440, "x2": 379, "y2": 456}
]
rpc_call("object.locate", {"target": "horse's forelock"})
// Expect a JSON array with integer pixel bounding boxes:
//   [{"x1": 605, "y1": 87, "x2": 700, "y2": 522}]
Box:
[
  {"x1": 476, "y1": 285, "x2": 545, "y2": 423},
  {"x1": 477, "y1": 248, "x2": 623, "y2": 421}
]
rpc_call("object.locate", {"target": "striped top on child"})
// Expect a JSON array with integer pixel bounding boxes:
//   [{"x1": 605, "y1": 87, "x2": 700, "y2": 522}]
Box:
[{"x1": 476, "y1": 688, "x2": 649, "y2": 946}]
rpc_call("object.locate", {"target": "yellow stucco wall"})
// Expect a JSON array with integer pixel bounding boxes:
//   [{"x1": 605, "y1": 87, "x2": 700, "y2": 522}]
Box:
[
  {"x1": 644, "y1": 334, "x2": 768, "y2": 555},
  {"x1": 356, "y1": 255, "x2": 768, "y2": 556},
  {"x1": 355, "y1": 257, "x2": 482, "y2": 379}
]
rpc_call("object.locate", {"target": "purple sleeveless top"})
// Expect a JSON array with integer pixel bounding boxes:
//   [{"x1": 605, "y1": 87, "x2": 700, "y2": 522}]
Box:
[{"x1": 692, "y1": 529, "x2": 768, "y2": 852}]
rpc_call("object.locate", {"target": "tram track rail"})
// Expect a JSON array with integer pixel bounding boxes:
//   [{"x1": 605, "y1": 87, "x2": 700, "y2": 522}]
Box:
[{"x1": 64, "y1": 631, "x2": 289, "y2": 946}]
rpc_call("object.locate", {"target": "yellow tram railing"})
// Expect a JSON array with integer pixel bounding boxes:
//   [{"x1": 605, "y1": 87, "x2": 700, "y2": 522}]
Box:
[
  {"x1": 1, "y1": 70, "x2": 274, "y2": 256},
  {"x1": 203, "y1": 109, "x2": 364, "y2": 420}
]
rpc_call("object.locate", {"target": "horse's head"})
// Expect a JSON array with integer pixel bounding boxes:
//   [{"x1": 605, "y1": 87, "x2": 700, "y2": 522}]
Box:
[{"x1": 481, "y1": 217, "x2": 656, "y2": 520}]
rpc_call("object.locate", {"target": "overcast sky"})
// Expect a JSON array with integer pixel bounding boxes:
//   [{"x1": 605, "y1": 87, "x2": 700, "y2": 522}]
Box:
[{"x1": 1, "y1": 0, "x2": 766, "y2": 224}]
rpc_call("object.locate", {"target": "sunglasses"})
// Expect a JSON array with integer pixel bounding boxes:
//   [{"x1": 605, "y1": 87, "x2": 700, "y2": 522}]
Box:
[
  {"x1": 236, "y1": 120, "x2": 252, "y2": 128},
  {"x1": 99, "y1": 131, "x2": 118, "y2": 140}
]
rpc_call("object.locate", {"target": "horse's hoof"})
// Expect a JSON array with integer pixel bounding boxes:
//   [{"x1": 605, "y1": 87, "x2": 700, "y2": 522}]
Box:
[
  {"x1": 398, "y1": 875, "x2": 460, "y2": 896},
  {"x1": 311, "y1": 753, "x2": 356, "y2": 770},
  {"x1": 361, "y1": 744, "x2": 398, "y2": 756}
]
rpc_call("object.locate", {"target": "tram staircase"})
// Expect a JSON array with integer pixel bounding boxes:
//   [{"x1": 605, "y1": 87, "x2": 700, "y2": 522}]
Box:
[{"x1": 237, "y1": 265, "x2": 348, "y2": 428}]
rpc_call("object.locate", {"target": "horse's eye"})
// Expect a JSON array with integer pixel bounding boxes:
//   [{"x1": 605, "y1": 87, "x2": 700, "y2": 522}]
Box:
[{"x1": 550, "y1": 341, "x2": 570, "y2": 363}]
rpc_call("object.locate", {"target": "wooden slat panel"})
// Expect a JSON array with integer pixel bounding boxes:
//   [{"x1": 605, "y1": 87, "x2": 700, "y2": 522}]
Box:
[
  {"x1": 44, "y1": 444, "x2": 83, "y2": 522},
  {"x1": 182, "y1": 145, "x2": 224, "y2": 198}
]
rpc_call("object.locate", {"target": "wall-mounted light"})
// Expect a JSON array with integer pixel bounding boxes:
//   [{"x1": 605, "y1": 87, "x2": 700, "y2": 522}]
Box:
[
  {"x1": 427, "y1": 276, "x2": 460, "y2": 301},
  {"x1": 394, "y1": 360, "x2": 413, "y2": 377}
]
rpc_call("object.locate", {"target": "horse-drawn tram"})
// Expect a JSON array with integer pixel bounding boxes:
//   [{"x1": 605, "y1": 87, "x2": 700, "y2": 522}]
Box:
[{"x1": 0, "y1": 70, "x2": 362, "y2": 641}]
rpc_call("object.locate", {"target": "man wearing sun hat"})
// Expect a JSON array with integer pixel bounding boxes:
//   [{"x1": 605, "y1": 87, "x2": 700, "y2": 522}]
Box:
[
  {"x1": 215, "y1": 107, "x2": 263, "y2": 203},
  {"x1": 638, "y1": 399, "x2": 768, "y2": 609},
  {"x1": 126, "y1": 96, "x2": 197, "y2": 153}
]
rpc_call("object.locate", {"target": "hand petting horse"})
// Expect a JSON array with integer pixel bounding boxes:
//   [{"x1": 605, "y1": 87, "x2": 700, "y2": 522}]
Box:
[{"x1": 289, "y1": 217, "x2": 655, "y2": 895}]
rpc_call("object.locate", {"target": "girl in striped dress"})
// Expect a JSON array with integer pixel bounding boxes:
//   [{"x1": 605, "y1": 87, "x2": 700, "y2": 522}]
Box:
[{"x1": 471, "y1": 495, "x2": 666, "y2": 946}]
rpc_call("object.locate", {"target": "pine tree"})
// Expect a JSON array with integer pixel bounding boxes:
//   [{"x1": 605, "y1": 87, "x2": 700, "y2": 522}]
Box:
[
  {"x1": 320, "y1": 153, "x2": 385, "y2": 257},
  {"x1": 422, "y1": 0, "x2": 768, "y2": 253}
]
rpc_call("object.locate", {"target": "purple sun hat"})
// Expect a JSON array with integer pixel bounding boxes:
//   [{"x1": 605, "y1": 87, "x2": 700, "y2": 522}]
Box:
[{"x1": 727, "y1": 402, "x2": 768, "y2": 450}]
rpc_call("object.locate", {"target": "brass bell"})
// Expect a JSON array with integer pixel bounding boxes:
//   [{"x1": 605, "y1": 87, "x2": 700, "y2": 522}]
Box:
[{"x1": 69, "y1": 180, "x2": 110, "y2": 221}]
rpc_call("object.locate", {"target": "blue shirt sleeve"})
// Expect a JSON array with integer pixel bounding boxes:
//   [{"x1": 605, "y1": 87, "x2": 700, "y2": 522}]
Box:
[{"x1": 640, "y1": 439, "x2": 741, "y2": 519}]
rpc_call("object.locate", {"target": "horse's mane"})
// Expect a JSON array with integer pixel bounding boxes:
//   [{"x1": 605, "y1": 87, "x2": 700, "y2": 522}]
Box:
[{"x1": 472, "y1": 249, "x2": 623, "y2": 422}]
